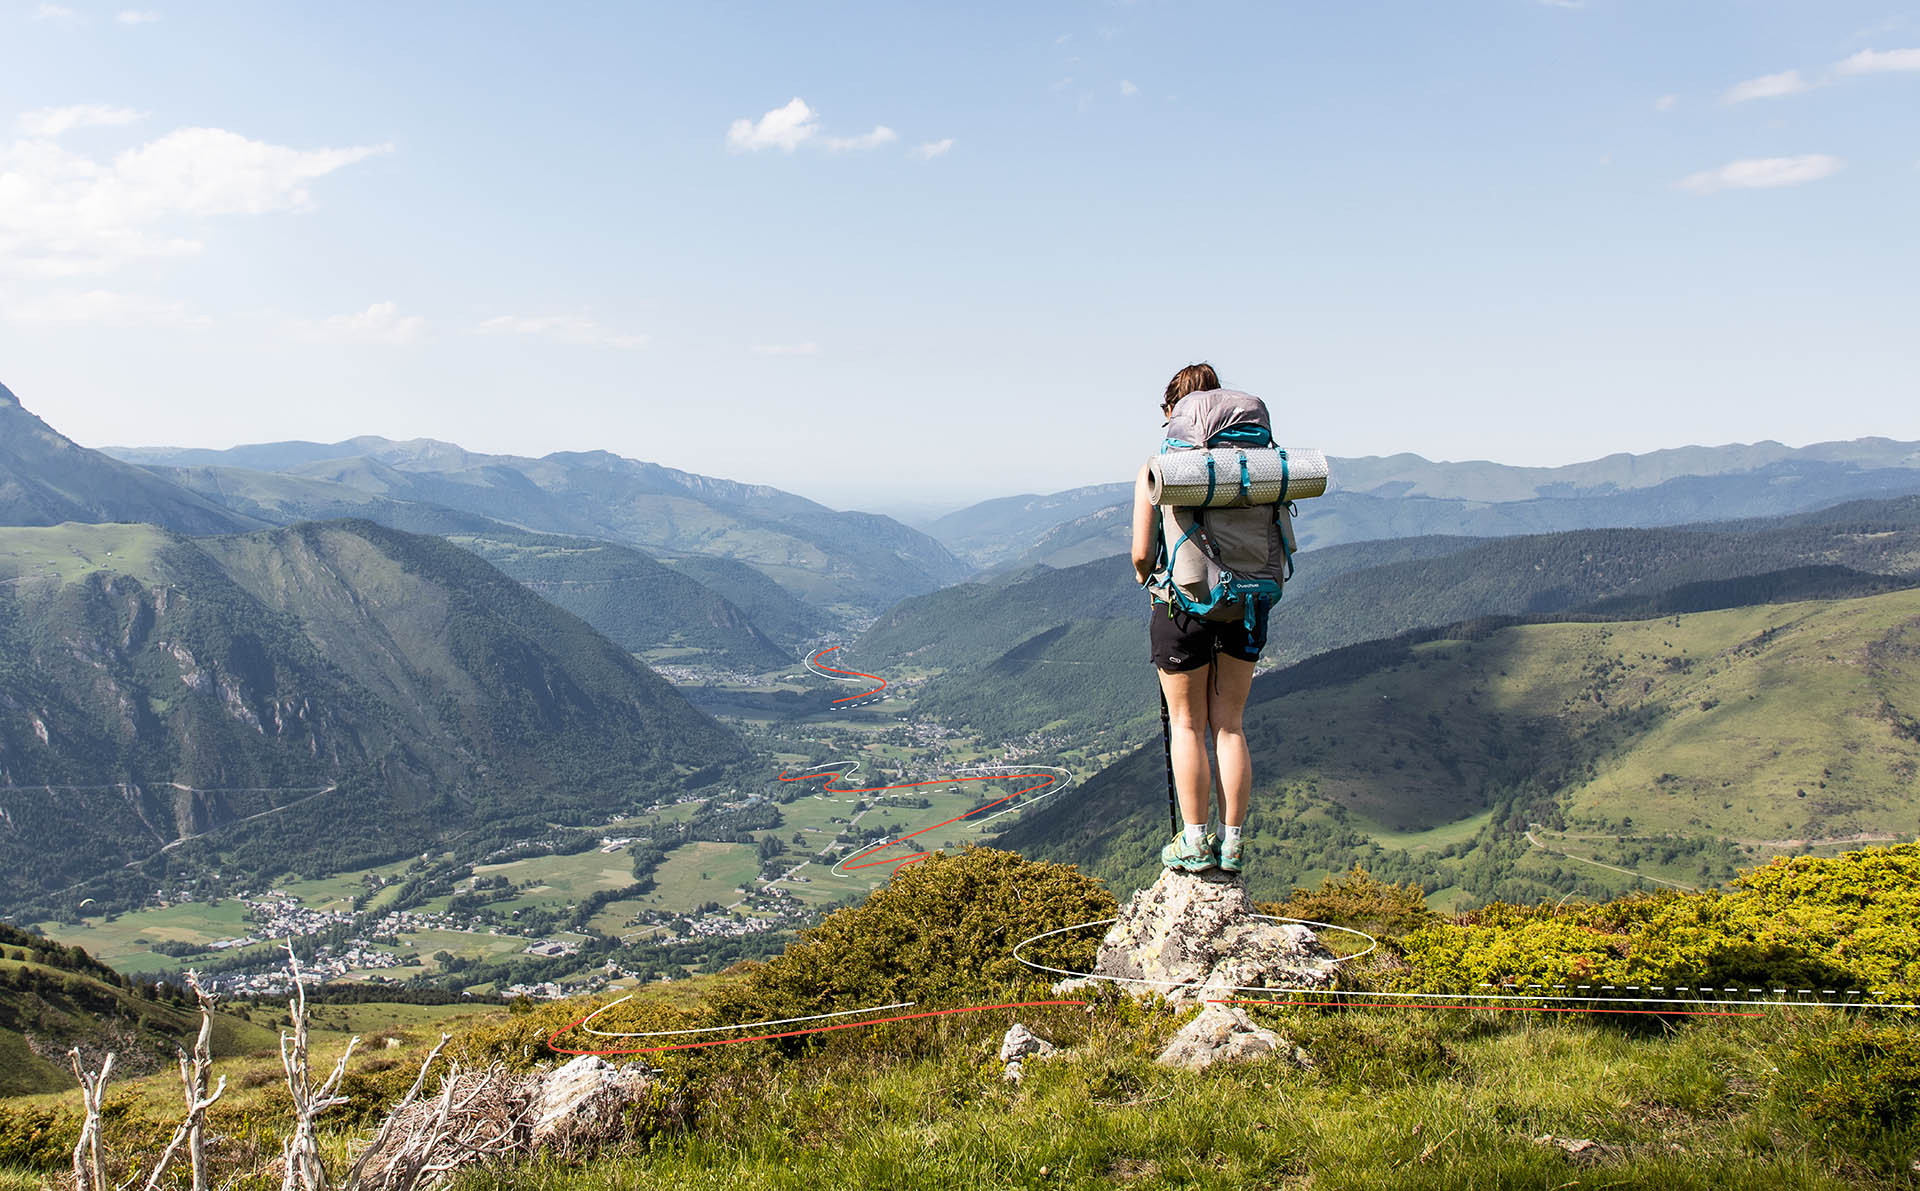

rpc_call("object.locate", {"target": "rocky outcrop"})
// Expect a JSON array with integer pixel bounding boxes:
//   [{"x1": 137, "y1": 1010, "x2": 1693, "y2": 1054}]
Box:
[
  {"x1": 1155, "y1": 1004, "x2": 1315, "y2": 1073},
  {"x1": 1057, "y1": 868, "x2": 1339, "y2": 1008}
]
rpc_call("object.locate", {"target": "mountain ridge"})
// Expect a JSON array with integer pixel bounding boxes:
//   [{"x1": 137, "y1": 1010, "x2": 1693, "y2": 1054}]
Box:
[{"x1": 0, "y1": 383, "x2": 264, "y2": 537}]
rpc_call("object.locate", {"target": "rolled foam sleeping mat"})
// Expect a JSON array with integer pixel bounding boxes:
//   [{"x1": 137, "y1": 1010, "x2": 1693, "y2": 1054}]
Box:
[{"x1": 1148, "y1": 447, "x2": 1330, "y2": 507}]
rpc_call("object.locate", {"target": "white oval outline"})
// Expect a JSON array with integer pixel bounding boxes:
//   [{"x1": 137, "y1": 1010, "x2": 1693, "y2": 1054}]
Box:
[{"x1": 574, "y1": 993, "x2": 918, "y2": 1039}]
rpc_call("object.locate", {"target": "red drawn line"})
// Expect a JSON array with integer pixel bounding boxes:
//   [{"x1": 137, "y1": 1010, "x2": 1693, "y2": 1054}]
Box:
[
  {"x1": 810, "y1": 645, "x2": 886, "y2": 704},
  {"x1": 547, "y1": 999, "x2": 1089, "y2": 1056},
  {"x1": 776, "y1": 766, "x2": 1057, "y2": 874},
  {"x1": 1217, "y1": 999, "x2": 1764, "y2": 1018}
]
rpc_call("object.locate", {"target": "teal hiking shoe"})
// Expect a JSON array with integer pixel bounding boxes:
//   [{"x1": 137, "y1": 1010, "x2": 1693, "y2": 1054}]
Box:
[
  {"x1": 1218, "y1": 834, "x2": 1245, "y2": 876},
  {"x1": 1161, "y1": 832, "x2": 1218, "y2": 873}
]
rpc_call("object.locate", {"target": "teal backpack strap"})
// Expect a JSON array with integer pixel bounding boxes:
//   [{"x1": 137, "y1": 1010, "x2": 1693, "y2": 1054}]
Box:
[{"x1": 1201, "y1": 454, "x2": 1217, "y2": 507}]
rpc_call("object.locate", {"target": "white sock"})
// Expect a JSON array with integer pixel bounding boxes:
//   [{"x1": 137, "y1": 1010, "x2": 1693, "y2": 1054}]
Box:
[
  {"x1": 1183, "y1": 824, "x2": 1206, "y2": 847},
  {"x1": 1223, "y1": 825, "x2": 1244, "y2": 847}
]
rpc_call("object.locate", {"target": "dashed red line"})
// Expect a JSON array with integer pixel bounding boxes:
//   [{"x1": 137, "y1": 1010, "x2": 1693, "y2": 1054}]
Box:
[
  {"x1": 546, "y1": 999, "x2": 1089, "y2": 1055},
  {"x1": 777, "y1": 766, "x2": 1057, "y2": 874},
  {"x1": 808, "y1": 645, "x2": 886, "y2": 704}
]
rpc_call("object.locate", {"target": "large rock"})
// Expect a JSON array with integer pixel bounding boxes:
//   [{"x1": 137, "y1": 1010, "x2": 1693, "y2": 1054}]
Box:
[
  {"x1": 1155, "y1": 1003, "x2": 1314, "y2": 1072},
  {"x1": 1058, "y1": 868, "x2": 1338, "y2": 1007}
]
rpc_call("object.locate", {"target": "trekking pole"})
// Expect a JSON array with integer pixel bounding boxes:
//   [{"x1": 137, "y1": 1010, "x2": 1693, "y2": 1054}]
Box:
[{"x1": 1160, "y1": 689, "x2": 1176, "y2": 842}]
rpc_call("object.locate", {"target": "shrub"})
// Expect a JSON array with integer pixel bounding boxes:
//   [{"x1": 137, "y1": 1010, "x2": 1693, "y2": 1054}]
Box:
[
  {"x1": 707, "y1": 847, "x2": 1115, "y2": 1026},
  {"x1": 1774, "y1": 1026, "x2": 1920, "y2": 1155},
  {"x1": 1395, "y1": 844, "x2": 1920, "y2": 1004},
  {"x1": 0, "y1": 1103, "x2": 77, "y2": 1172},
  {"x1": 1260, "y1": 865, "x2": 1439, "y2": 944}
]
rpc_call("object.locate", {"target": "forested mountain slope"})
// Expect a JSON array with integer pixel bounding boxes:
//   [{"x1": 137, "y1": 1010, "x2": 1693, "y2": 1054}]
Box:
[
  {"x1": 855, "y1": 498, "x2": 1920, "y2": 756},
  {"x1": 452, "y1": 530, "x2": 791, "y2": 671},
  {"x1": 0, "y1": 520, "x2": 742, "y2": 918}
]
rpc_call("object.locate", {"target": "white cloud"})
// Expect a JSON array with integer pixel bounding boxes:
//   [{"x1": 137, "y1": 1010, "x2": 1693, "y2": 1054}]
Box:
[
  {"x1": 1536, "y1": 0, "x2": 1584, "y2": 8},
  {"x1": 1721, "y1": 69, "x2": 1812, "y2": 103},
  {"x1": 1119, "y1": 79, "x2": 1139, "y2": 96},
  {"x1": 909, "y1": 138, "x2": 954, "y2": 160},
  {"x1": 726, "y1": 98, "x2": 819, "y2": 153},
  {"x1": 751, "y1": 341, "x2": 820, "y2": 357},
  {"x1": 1050, "y1": 76, "x2": 1074, "y2": 92},
  {"x1": 1679, "y1": 154, "x2": 1844, "y2": 194},
  {"x1": 32, "y1": 4, "x2": 80, "y2": 22},
  {"x1": 1654, "y1": 94, "x2": 1678, "y2": 111},
  {"x1": 1835, "y1": 47, "x2": 1920, "y2": 75},
  {"x1": 0, "y1": 288, "x2": 207, "y2": 328},
  {"x1": 17, "y1": 104, "x2": 148, "y2": 138},
  {"x1": 115, "y1": 9, "x2": 161, "y2": 23},
  {"x1": 293, "y1": 301, "x2": 423, "y2": 345},
  {"x1": 0, "y1": 125, "x2": 392, "y2": 278},
  {"x1": 474, "y1": 313, "x2": 647, "y2": 349},
  {"x1": 825, "y1": 125, "x2": 897, "y2": 152}
]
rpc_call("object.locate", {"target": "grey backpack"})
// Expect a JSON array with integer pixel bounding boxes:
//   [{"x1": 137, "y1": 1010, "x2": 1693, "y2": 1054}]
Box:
[{"x1": 1146, "y1": 389, "x2": 1299, "y2": 627}]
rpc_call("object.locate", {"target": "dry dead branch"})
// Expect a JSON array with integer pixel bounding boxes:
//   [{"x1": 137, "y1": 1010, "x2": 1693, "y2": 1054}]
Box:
[
  {"x1": 68, "y1": 1049, "x2": 113, "y2": 1191},
  {"x1": 279, "y1": 940, "x2": 359, "y2": 1191},
  {"x1": 344, "y1": 1062, "x2": 534, "y2": 1191},
  {"x1": 139, "y1": 971, "x2": 228, "y2": 1191}
]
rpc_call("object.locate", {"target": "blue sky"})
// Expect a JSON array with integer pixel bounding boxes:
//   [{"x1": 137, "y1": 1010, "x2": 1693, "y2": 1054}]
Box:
[{"x1": 1, "y1": 1, "x2": 1915, "y2": 511}]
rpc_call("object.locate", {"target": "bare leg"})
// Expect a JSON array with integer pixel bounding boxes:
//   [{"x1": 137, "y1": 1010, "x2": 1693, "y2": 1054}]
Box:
[
  {"x1": 1209, "y1": 654, "x2": 1257, "y2": 828},
  {"x1": 1158, "y1": 665, "x2": 1214, "y2": 829}
]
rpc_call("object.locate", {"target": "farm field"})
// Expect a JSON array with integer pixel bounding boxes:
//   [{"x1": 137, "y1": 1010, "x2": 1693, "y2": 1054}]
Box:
[
  {"x1": 35, "y1": 899, "x2": 254, "y2": 970},
  {"x1": 471, "y1": 850, "x2": 641, "y2": 916}
]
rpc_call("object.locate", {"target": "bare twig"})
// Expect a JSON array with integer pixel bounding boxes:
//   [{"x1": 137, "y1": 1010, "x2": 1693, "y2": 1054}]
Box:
[{"x1": 336, "y1": 1034, "x2": 451, "y2": 1190}]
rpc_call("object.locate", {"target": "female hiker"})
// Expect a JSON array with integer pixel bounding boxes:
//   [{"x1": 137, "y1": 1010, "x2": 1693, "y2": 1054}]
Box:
[{"x1": 1130, "y1": 362, "x2": 1273, "y2": 876}]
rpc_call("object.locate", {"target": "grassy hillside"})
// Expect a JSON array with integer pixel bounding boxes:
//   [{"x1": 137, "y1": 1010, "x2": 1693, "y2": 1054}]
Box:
[
  {"x1": 0, "y1": 383, "x2": 259, "y2": 537},
  {"x1": 0, "y1": 924, "x2": 275, "y2": 1096},
  {"x1": 0, "y1": 520, "x2": 744, "y2": 919},
  {"x1": 997, "y1": 587, "x2": 1920, "y2": 907},
  {"x1": 856, "y1": 500, "x2": 1920, "y2": 783},
  {"x1": 453, "y1": 531, "x2": 792, "y2": 671},
  {"x1": 15, "y1": 848, "x2": 1920, "y2": 1189}
]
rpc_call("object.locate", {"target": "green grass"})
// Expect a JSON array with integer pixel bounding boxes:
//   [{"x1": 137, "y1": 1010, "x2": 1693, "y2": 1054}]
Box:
[
  {"x1": 633, "y1": 842, "x2": 762, "y2": 910},
  {"x1": 1364, "y1": 808, "x2": 1498, "y2": 852},
  {"x1": 436, "y1": 1006, "x2": 1899, "y2": 1191},
  {"x1": 470, "y1": 850, "x2": 646, "y2": 915},
  {"x1": 35, "y1": 900, "x2": 254, "y2": 970},
  {"x1": 0, "y1": 523, "x2": 169, "y2": 585}
]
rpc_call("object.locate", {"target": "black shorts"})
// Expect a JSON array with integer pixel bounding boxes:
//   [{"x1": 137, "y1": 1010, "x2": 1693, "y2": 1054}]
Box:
[{"x1": 1149, "y1": 600, "x2": 1270, "y2": 672}]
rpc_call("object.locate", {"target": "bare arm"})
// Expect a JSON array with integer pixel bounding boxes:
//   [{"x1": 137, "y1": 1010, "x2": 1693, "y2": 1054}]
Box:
[{"x1": 1130, "y1": 461, "x2": 1156, "y2": 586}]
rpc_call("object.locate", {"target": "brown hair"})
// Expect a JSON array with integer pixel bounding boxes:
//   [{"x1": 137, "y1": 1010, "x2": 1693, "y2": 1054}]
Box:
[{"x1": 1163, "y1": 362, "x2": 1221, "y2": 413}]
